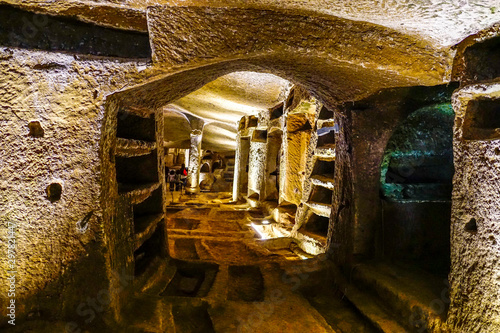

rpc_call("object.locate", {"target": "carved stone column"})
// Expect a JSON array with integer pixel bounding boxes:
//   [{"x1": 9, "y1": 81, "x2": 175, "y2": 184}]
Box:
[{"x1": 186, "y1": 129, "x2": 203, "y2": 194}]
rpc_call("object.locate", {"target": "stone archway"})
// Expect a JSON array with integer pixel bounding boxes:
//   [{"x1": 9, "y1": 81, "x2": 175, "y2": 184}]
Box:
[{"x1": 100, "y1": 4, "x2": 458, "y2": 322}]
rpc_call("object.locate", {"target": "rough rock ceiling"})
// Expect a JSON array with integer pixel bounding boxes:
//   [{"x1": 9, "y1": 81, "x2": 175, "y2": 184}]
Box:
[
  {"x1": 4, "y1": 0, "x2": 499, "y2": 153},
  {"x1": 164, "y1": 71, "x2": 290, "y2": 152},
  {"x1": 3, "y1": 0, "x2": 500, "y2": 46},
  {"x1": 142, "y1": 0, "x2": 500, "y2": 46}
]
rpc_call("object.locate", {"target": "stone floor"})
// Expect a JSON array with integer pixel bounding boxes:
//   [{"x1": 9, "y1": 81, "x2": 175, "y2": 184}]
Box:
[
  {"x1": 119, "y1": 191, "x2": 378, "y2": 333},
  {"x1": 9, "y1": 192, "x2": 447, "y2": 332},
  {"x1": 165, "y1": 191, "x2": 304, "y2": 263}
]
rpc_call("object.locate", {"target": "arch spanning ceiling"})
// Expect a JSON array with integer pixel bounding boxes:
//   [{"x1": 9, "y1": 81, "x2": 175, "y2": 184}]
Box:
[
  {"x1": 99, "y1": 1, "x2": 498, "y2": 153},
  {"x1": 163, "y1": 108, "x2": 191, "y2": 147},
  {"x1": 147, "y1": 5, "x2": 452, "y2": 82},
  {"x1": 164, "y1": 71, "x2": 290, "y2": 152},
  {"x1": 109, "y1": 3, "x2": 472, "y2": 115},
  {"x1": 4, "y1": 0, "x2": 499, "y2": 47}
]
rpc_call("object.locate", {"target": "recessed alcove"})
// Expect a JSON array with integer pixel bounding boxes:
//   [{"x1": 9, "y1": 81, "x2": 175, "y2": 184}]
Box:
[
  {"x1": 301, "y1": 215, "x2": 329, "y2": 237},
  {"x1": 247, "y1": 116, "x2": 258, "y2": 128},
  {"x1": 134, "y1": 224, "x2": 165, "y2": 277},
  {"x1": 28, "y1": 121, "x2": 44, "y2": 137},
  {"x1": 270, "y1": 103, "x2": 284, "y2": 120},
  {"x1": 317, "y1": 106, "x2": 334, "y2": 120},
  {"x1": 462, "y1": 36, "x2": 500, "y2": 82},
  {"x1": 308, "y1": 186, "x2": 333, "y2": 205},
  {"x1": 133, "y1": 187, "x2": 163, "y2": 237},
  {"x1": 200, "y1": 163, "x2": 210, "y2": 173},
  {"x1": 115, "y1": 152, "x2": 158, "y2": 186},
  {"x1": 311, "y1": 159, "x2": 335, "y2": 179},
  {"x1": 316, "y1": 128, "x2": 335, "y2": 148},
  {"x1": 463, "y1": 98, "x2": 500, "y2": 141},
  {"x1": 117, "y1": 111, "x2": 156, "y2": 142},
  {"x1": 46, "y1": 183, "x2": 62, "y2": 202},
  {"x1": 251, "y1": 129, "x2": 268, "y2": 142},
  {"x1": 380, "y1": 103, "x2": 453, "y2": 275}
]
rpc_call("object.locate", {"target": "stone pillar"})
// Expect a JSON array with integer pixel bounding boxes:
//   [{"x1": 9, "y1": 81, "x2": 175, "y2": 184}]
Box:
[
  {"x1": 262, "y1": 129, "x2": 282, "y2": 201},
  {"x1": 247, "y1": 128, "x2": 268, "y2": 202},
  {"x1": 447, "y1": 82, "x2": 500, "y2": 332},
  {"x1": 232, "y1": 134, "x2": 244, "y2": 201},
  {"x1": 280, "y1": 112, "x2": 314, "y2": 206},
  {"x1": 186, "y1": 129, "x2": 202, "y2": 194},
  {"x1": 184, "y1": 149, "x2": 190, "y2": 169}
]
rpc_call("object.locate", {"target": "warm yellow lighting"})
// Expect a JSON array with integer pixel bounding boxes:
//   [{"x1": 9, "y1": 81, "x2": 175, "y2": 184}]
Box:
[
  {"x1": 250, "y1": 222, "x2": 268, "y2": 240},
  {"x1": 204, "y1": 93, "x2": 261, "y2": 114}
]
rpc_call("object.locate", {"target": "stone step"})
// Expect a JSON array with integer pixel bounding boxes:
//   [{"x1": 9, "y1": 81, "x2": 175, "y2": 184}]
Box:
[
  {"x1": 302, "y1": 285, "x2": 379, "y2": 333},
  {"x1": 350, "y1": 262, "x2": 448, "y2": 332},
  {"x1": 329, "y1": 264, "x2": 409, "y2": 333}
]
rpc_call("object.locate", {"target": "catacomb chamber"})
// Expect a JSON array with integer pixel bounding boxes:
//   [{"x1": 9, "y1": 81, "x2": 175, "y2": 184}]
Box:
[{"x1": 2, "y1": 2, "x2": 500, "y2": 332}]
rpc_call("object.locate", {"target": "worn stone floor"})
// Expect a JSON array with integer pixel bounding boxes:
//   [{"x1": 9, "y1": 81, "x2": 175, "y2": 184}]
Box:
[
  {"x1": 8, "y1": 192, "x2": 448, "y2": 332},
  {"x1": 118, "y1": 191, "x2": 377, "y2": 333},
  {"x1": 165, "y1": 191, "x2": 303, "y2": 263}
]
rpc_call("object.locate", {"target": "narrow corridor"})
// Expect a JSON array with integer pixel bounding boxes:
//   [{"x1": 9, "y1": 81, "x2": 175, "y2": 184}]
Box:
[{"x1": 116, "y1": 192, "x2": 379, "y2": 333}]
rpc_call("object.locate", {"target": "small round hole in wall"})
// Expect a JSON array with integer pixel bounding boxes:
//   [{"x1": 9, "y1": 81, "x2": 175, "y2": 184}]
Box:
[
  {"x1": 28, "y1": 121, "x2": 44, "y2": 138},
  {"x1": 46, "y1": 183, "x2": 62, "y2": 202},
  {"x1": 465, "y1": 218, "x2": 478, "y2": 233}
]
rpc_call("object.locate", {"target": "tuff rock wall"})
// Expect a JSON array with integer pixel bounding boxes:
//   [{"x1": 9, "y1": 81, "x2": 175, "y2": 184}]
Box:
[{"x1": 0, "y1": 47, "x2": 147, "y2": 326}]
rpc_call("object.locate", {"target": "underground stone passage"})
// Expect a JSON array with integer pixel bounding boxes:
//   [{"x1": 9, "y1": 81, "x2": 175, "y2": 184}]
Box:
[{"x1": 2, "y1": 2, "x2": 500, "y2": 332}]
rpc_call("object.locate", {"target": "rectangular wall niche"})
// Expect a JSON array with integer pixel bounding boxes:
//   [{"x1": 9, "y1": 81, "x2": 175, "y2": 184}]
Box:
[
  {"x1": 270, "y1": 103, "x2": 284, "y2": 120},
  {"x1": 317, "y1": 128, "x2": 335, "y2": 148},
  {"x1": 134, "y1": 187, "x2": 163, "y2": 234},
  {"x1": 463, "y1": 98, "x2": 500, "y2": 140},
  {"x1": 116, "y1": 152, "x2": 159, "y2": 189},
  {"x1": 311, "y1": 159, "x2": 335, "y2": 179},
  {"x1": 251, "y1": 129, "x2": 268, "y2": 143},
  {"x1": 117, "y1": 111, "x2": 156, "y2": 142},
  {"x1": 302, "y1": 215, "x2": 330, "y2": 237},
  {"x1": 308, "y1": 186, "x2": 333, "y2": 205},
  {"x1": 112, "y1": 106, "x2": 167, "y2": 287},
  {"x1": 134, "y1": 224, "x2": 165, "y2": 276},
  {"x1": 318, "y1": 106, "x2": 334, "y2": 120}
]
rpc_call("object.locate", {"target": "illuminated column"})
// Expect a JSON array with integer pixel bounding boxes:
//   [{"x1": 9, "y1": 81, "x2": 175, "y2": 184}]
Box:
[
  {"x1": 186, "y1": 129, "x2": 202, "y2": 194},
  {"x1": 262, "y1": 129, "x2": 282, "y2": 201},
  {"x1": 232, "y1": 134, "x2": 251, "y2": 201},
  {"x1": 247, "y1": 128, "x2": 268, "y2": 202},
  {"x1": 280, "y1": 113, "x2": 313, "y2": 206},
  {"x1": 185, "y1": 149, "x2": 190, "y2": 169},
  {"x1": 232, "y1": 133, "x2": 243, "y2": 201}
]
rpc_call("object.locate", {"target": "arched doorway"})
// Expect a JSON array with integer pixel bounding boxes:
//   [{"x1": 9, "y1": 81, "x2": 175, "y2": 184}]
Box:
[
  {"x1": 380, "y1": 103, "x2": 454, "y2": 275},
  {"x1": 99, "y1": 6, "x2": 455, "y2": 326}
]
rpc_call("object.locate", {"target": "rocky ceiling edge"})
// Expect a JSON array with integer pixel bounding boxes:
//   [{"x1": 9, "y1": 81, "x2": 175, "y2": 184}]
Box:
[{"x1": 3, "y1": 0, "x2": 500, "y2": 47}]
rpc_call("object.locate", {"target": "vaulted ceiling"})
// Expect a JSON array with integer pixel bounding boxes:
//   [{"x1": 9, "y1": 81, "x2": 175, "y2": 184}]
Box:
[
  {"x1": 163, "y1": 71, "x2": 290, "y2": 152},
  {"x1": 5, "y1": 0, "x2": 498, "y2": 153}
]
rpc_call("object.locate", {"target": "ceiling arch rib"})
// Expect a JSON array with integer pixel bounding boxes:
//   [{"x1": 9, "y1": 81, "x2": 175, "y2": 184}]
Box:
[{"x1": 147, "y1": 5, "x2": 453, "y2": 85}]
